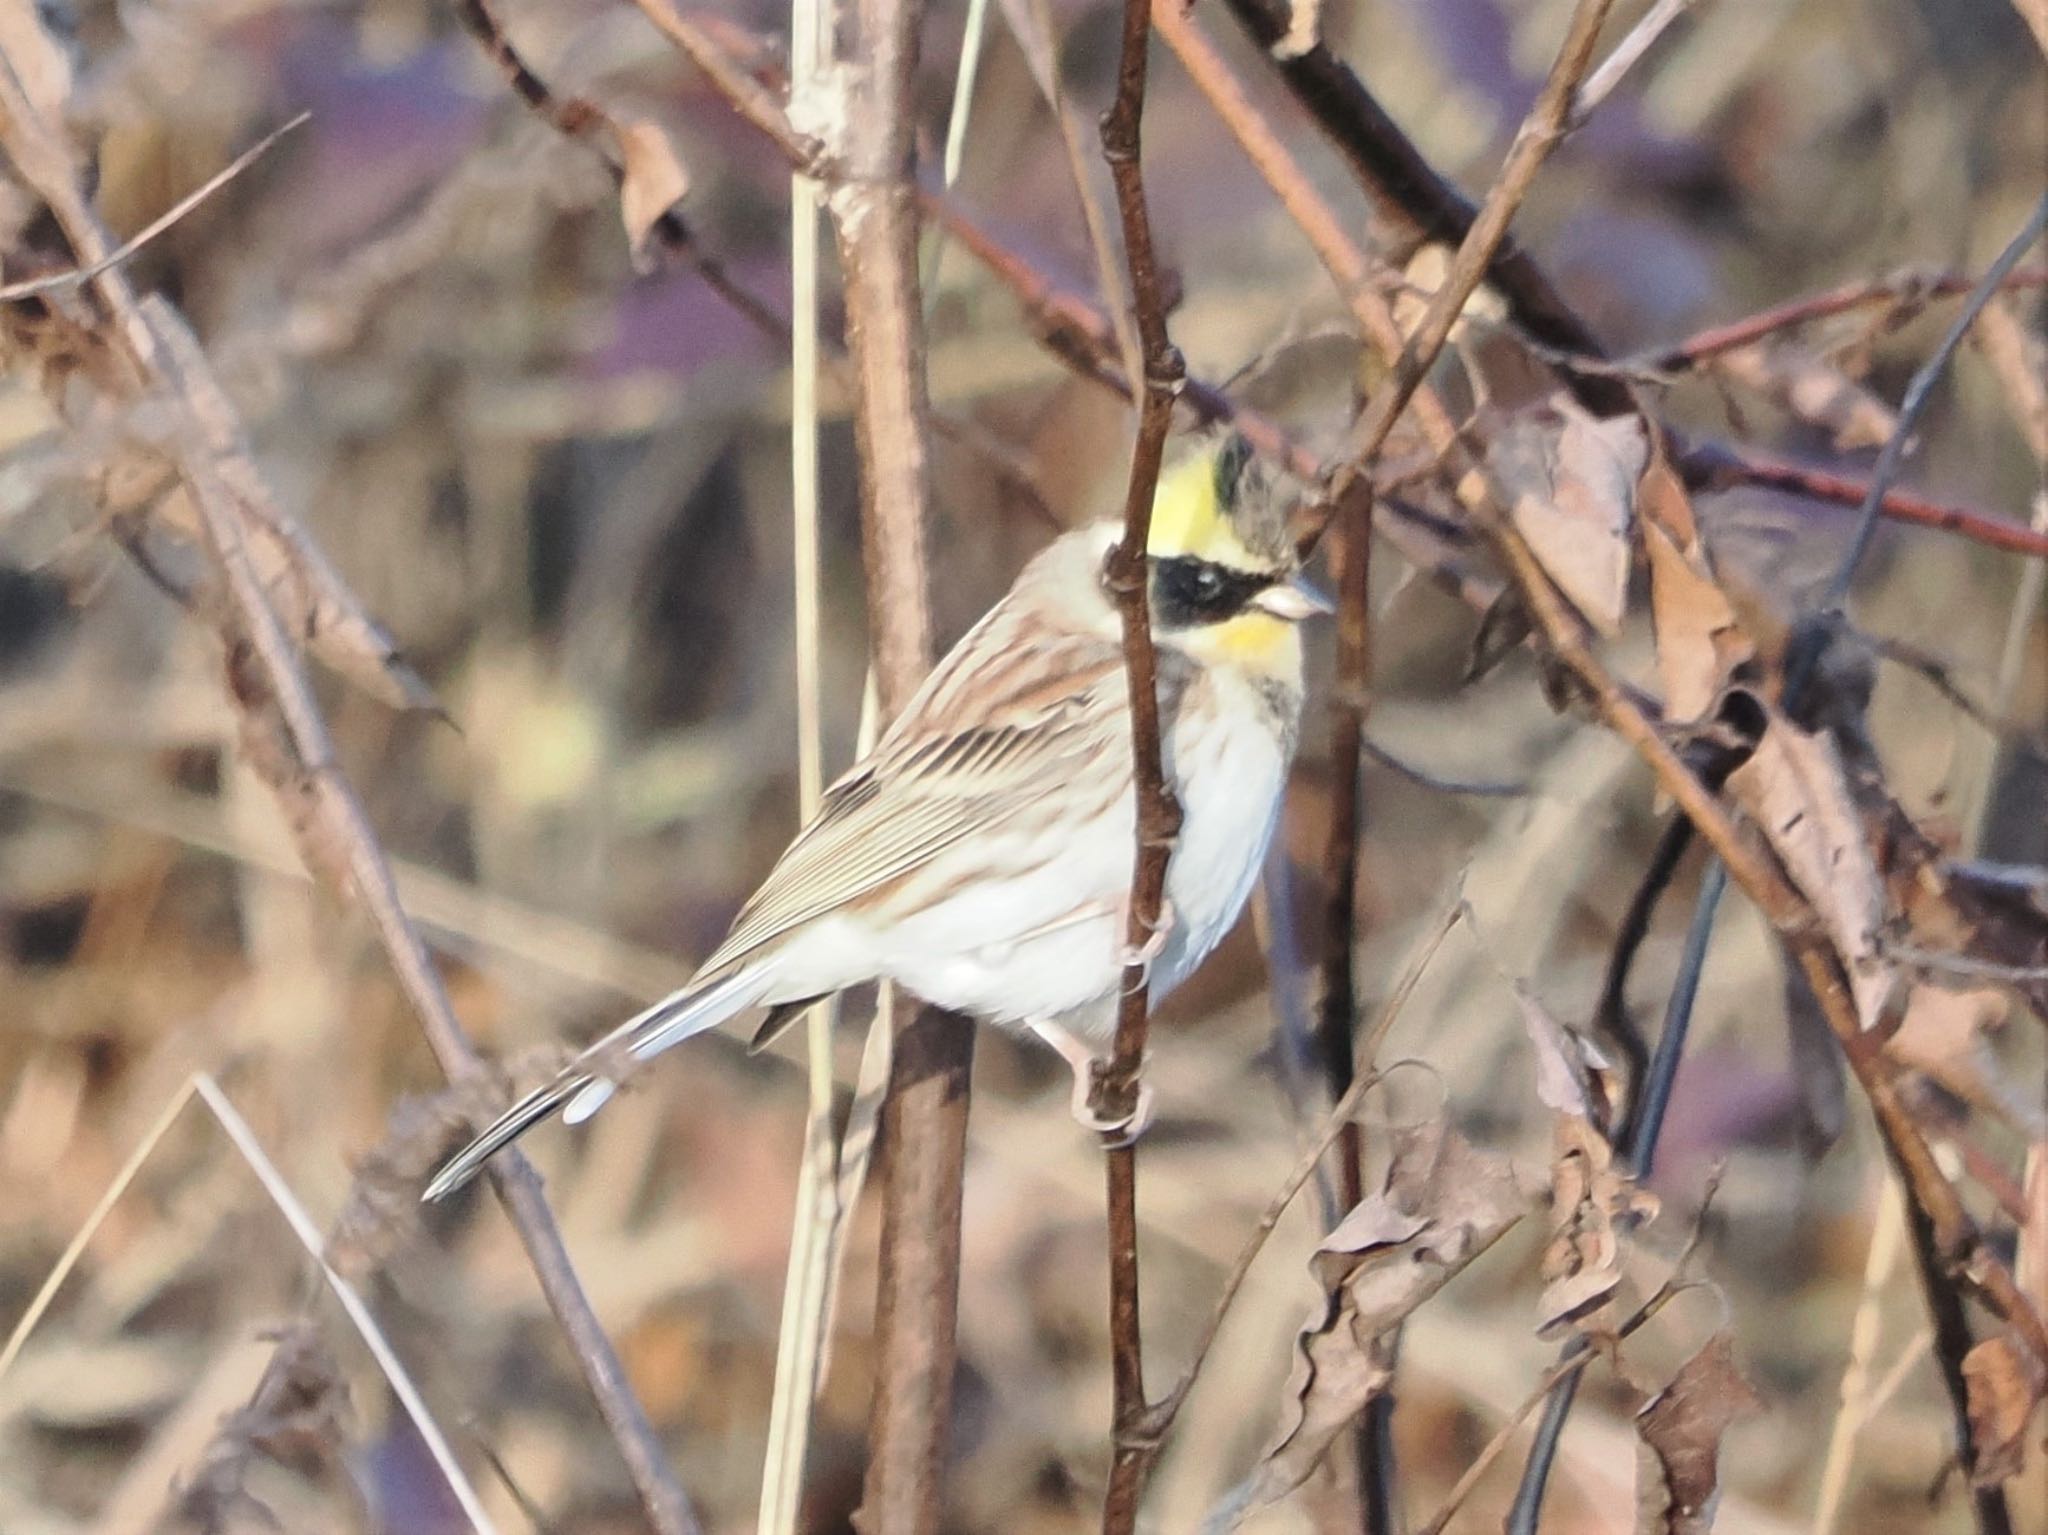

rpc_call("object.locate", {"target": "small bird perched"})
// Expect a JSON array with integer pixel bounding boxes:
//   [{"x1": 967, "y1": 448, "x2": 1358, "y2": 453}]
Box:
[{"x1": 424, "y1": 434, "x2": 1324, "y2": 1201}]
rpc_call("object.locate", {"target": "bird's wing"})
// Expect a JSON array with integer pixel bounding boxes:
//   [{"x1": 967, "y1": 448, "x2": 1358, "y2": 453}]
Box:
[{"x1": 697, "y1": 621, "x2": 1136, "y2": 974}]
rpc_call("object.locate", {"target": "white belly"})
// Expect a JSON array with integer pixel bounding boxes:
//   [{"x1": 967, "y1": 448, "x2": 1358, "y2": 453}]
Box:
[{"x1": 770, "y1": 672, "x2": 1294, "y2": 1031}]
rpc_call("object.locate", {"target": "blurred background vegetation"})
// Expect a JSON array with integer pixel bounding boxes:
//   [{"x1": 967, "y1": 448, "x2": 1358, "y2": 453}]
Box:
[{"x1": 0, "y1": 0, "x2": 2043, "y2": 1530}]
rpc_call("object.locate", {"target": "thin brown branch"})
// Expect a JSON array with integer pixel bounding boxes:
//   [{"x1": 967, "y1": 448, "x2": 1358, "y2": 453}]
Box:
[
  {"x1": 809, "y1": 1, "x2": 962, "y2": 1531},
  {"x1": 1568, "y1": 0, "x2": 1700, "y2": 125},
  {"x1": 1331, "y1": 0, "x2": 1621, "y2": 505},
  {"x1": 1216, "y1": 0, "x2": 1635, "y2": 418},
  {"x1": 1312, "y1": 480, "x2": 1390, "y2": 1520},
  {"x1": 1096, "y1": 0, "x2": 1186, "y2": 1528},
  {"x1": 1639, "y1": 265, "x2": 2048, "y2": 373},
  {"x1": 1678, "y1": 442, "x2": 2048, "y2": 560},
  {"x1": 0, "y1": 47, "x2": 703, "y2": 1535}
]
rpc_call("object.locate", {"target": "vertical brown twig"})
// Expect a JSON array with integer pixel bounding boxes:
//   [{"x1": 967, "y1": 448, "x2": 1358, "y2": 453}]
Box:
[
  {"x1": 811, "y1": 1, "x2": 961, "y2": 1531},
  {"x1": 1096, "y1": 0, "x2": 1187, "y2": 1529},
  {"x1": 1313, "y1": 485, "x2": 1394, "y2": 1527}
]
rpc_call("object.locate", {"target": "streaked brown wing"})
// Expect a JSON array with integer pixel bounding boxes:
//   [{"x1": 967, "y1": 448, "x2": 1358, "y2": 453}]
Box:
[{"x1": 696, "y1": 623, "x2": 1130, "y2": 974}]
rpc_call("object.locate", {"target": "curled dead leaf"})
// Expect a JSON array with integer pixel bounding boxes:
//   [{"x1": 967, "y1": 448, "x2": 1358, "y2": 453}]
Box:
[
  {"x1": 1492, "y1": 398, "x2": 1647, "y2": 636},
  {"x1": 616, "y1": 118, "x2": 690, "y2": 272},
  {"x1": 1517, "y1": 984, "x2": 1618, "y2": 1131},
  {"x1": 1204, "y1": 1114, "x2": 1536, "y2": 1531},
  {"x1": 1726, "y1": 708, "x2": 1898, "y2": 1030},
  {"x1": 1961, "y1": 1334, "x2": 2045, "y2": 1487},
  {"x1": 1638, "y1": 458, "x2": 1752, "y2": 723},
  {"x1": 1888, "y1": 983, "x2": 2044, "y2": 1135},
  {"x1": 1634, "y1": 1331, "x2": 1765, "y2": 1535},
  {"x1": 1539, "y1": 1111, "x2": 1658, "y2": 1338}
]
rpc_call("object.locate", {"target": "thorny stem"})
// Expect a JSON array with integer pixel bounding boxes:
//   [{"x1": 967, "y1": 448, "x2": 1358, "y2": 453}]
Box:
[{"x1": 1097, "y1": 0, "x2": 1186, "y2": 1527}]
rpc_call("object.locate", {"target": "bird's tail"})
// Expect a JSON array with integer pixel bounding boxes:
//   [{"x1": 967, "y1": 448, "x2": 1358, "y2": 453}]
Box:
[{"x1": 422, "y1": 965, "x2": 771, "y2": 1201}]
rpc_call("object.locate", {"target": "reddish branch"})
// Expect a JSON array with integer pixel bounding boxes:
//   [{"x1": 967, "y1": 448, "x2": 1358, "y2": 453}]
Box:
[
  {"x1": 1097, "y1": 0, "x2": 1187, "y2": 1528},
  {"x1": 1645, "y1": 265, "x2": 2048, "y2": 371}
]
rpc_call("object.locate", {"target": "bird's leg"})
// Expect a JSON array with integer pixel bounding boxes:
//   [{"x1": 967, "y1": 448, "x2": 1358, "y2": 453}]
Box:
[{"x1": 1028, "y1": 1018, "x2": 1155, "y2": 1143}]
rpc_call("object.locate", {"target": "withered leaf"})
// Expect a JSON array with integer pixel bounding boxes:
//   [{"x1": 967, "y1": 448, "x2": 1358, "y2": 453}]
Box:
[
  {"x1": 1517, "y1": 984, "x2": 1616, "y2": 1131},
  {"x1": 1538, "y1": 1112, "x2": 1658, "y2": 1338},
  {"x1": 1888, "y1": 983, "x2": 2043, "y2": 1135},
  {"x1": 1638, "y1": 458, "x2": 1751, "y2": 723},
  {"x1": 1961, "y1": 1334, "x2": 2044, "y2": 1487},
  {"x1": 1634, "y1": 1331, "x2": 1764, "y2": 1535},
  {"x1": 1205, "y1": 1116, "x2": 1535, "y2": 1531},
  {"x1": 1493, "y1": 398, "x2": 1648, "y2": 637},
  {"x1": 616, "y1": 118, "x2": 690, "y2": 272},
  {"x1": 1717, "y1": 341, "x2": 1898, "y2": 452},
  {"x1": 1726, "y1": 709, "x2": 1898, "y2": 1030}
]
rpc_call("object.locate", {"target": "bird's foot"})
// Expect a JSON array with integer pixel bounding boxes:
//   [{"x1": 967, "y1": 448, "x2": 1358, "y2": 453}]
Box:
[
  {"x1": 1118, "y1": 897, "x2": 1176, "y2": 976},
  {"x1": 1031, "y1": 1018, "x2": 1156, "y2": 1147}
]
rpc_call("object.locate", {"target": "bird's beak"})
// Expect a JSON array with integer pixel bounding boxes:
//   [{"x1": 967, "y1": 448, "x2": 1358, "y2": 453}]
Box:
[{"x1": 1252, "y1": 575, "x2": 1335, "y2": 622}]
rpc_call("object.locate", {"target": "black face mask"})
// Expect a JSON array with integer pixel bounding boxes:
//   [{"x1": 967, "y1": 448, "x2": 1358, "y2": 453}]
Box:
[{"x1": 1148, "y1": 555, "x2": 1277, "y2": 630}]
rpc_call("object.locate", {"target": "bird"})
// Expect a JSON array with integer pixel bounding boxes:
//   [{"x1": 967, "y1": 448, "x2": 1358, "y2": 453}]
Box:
[{"x1": 423, "y1": 432, "x2": 1325, "y2": 1201}]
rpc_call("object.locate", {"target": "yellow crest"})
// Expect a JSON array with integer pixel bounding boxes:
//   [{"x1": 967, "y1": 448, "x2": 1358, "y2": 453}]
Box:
[{"x1": 1145, "y1": 448, "x2": 1265, "y2": 570}]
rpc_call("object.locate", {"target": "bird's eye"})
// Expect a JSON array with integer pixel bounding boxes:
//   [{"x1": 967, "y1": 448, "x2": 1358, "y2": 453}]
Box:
[{"x1": 1192, "y1": 566, "x2": 1223, "y2": 597}]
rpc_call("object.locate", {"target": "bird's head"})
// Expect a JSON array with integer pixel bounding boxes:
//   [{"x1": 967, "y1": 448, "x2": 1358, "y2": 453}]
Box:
[{"x1": 1142, "y1": 433, "x2": 1328, "y2": 670}]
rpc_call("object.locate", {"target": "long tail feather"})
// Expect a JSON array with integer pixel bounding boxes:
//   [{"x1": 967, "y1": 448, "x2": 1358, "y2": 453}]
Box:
[{"x1": 421, "y1": 966, "x2": 772, "y2": 1202}]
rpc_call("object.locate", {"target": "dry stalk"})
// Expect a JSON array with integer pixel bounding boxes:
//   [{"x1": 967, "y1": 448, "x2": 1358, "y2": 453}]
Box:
[
  {"x1": 0, "y1": 42, "x2": 701, "y2": 1535},
  {"x1": 783, "y1": 0, "x2": 963, "y2": 1529},
  {"x1": 756, "y1": 0, "x2": 840, "y2": 1521}
]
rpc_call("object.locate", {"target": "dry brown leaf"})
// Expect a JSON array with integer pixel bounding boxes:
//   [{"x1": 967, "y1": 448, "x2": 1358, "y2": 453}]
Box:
[
  {"x1": 1204, "y1": 1116, "x2": 1535, "y2": 1531},
  {"x1": 1634, "y1": 1331, "x2": 1765, "y2": 1535},
  {"x1": 1638, "y1": 458, "x2": 1751, "y2": 722},
  {"x1": 1717, "y1": 340, "x2": 1898, "y2": 451},
  {"x1": 616, "y1": 118, "x2": 690, "y2": 272},
  {"x1": 1539, "y1": 1112, "x2": 1658, "y2": 1337},
  {"x1": 1727, "y1": 709, "x2": 1899, "y2": 1029},
  {"x1": 1493, "y1": 398, "x2": 1647, "y2": 637},
  {"x1": 1517, "y1": 984, "x2": 1617, "y2": 1130},
  {"x1": 1518, "y1": 986, "x2": 1654, "y2": 1335},
  {"x1": 1961, "y1": 1334, "x2": 2046, "y2": 1487},
  {"x1": 1888, "y1": 983, "x2": 2045, "y2": 1135}
]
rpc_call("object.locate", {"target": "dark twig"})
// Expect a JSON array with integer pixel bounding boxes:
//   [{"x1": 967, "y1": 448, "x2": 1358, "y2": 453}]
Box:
[
  {"x1": 1095, "y1": 1, "x2": 1187, "y2": 1529},
  {"x1": 1821, "y1": 193, "x2": 2048, "y2": 613},
  {"x1": 1676, "y1": 442, "x2": 2048, "y2": 560},
  {"x1": 1641, "y1": 265, "x2": 2048, "y2": 373},
  {"x1": 1312, "y1": 483, "x2": 1400, "y2": 1529}
]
